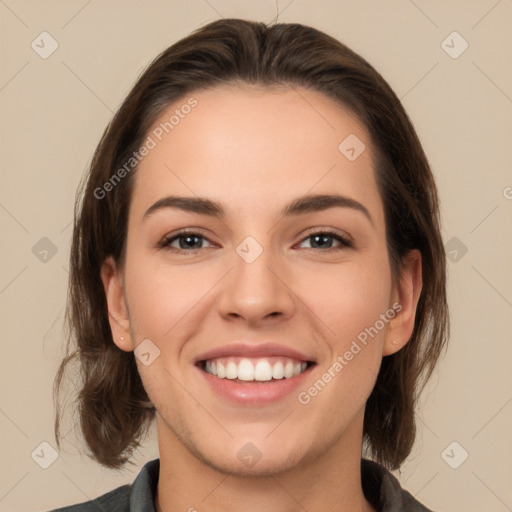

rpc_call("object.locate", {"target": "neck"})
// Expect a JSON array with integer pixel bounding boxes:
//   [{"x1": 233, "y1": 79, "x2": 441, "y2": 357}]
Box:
[{"x1": 154, "y1": 414, "x2": 375, "y2": 512}]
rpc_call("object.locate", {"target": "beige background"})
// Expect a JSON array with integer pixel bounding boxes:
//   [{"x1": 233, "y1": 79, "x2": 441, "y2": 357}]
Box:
[{"x1": 1, "y1": 1, "x2": 511, "y2": 511}]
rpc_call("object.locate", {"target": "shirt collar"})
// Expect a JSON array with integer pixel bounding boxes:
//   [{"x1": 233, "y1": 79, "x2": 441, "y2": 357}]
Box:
[
  {"x1": 361, "y1": 459, "x2": 433, "y2": 511},
  {"x1": 130, "y1": 458, "x2": 431, "y2": 512},
  {"x1": 129, "y1": 457, "x2": 159, "y2": 512}
]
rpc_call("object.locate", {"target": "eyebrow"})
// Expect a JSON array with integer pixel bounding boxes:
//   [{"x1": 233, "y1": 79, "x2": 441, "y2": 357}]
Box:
[{"x1": 143, "y1": 193, "x2": 374, "y2": 226}]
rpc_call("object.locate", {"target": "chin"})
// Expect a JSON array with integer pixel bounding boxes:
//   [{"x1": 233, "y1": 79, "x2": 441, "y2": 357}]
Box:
[
  {"x1": 199, "y1": 442, "x2": 309, "y2": 478},
  {"x1": 171, "y1": 419, "x2": 314, "y2": 477}
]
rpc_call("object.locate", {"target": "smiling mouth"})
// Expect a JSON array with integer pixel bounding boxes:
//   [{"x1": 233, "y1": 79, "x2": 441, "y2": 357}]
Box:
[{"x1": 198, "y1": 356, "x2": 315, "y2": 382}]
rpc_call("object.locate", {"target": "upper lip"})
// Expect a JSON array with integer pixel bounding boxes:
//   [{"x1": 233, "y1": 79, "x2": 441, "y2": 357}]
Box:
[{"x1": 194, "y1": 342, "x2": 317, "y2": 364}]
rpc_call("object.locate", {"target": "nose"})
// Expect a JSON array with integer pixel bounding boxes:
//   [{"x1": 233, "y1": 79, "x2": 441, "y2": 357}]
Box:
[{"x1": 217, "y1": 240, "x2": 296, "y2": 327}]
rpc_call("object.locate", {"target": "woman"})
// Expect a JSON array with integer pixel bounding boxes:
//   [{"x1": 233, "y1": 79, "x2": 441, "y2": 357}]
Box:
[{"x1": 51, "y1": 18, "x2": 448, "y2": 512}]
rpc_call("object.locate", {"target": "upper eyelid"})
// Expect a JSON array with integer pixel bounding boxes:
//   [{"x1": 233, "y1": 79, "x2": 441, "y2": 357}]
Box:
[{"x1": 300, "y1": 226, "x2": 353, "y2": 244}]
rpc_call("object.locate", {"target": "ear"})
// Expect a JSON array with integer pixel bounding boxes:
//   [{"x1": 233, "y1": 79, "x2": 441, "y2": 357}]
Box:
[
  {"x1": 383, "y1": 249, "x2": 423, "y2": 356},
  {"x1": 100, "y1": 256, "x2": 133, "y2": 352}
]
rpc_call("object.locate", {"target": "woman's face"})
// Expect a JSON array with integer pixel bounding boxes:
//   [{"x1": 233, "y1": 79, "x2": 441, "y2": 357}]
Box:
[{"x1": 103, "y1": 84, "x2": 420, "y2": 475}]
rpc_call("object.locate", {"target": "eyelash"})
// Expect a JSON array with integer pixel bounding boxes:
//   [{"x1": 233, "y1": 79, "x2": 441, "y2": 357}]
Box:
[{"x1": 158, "y1": 228, "x2": 353, "y2": 255}]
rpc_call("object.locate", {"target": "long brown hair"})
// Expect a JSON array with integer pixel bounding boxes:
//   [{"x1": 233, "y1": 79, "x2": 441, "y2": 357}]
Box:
[{"x1": 54, "y1": 18, "x2": 449, "y2": 470}]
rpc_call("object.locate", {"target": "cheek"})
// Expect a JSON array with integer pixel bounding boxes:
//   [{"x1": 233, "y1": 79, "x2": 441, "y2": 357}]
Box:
[
  {"x1": 124, "y1": 252, "x2": 216, "y2": 341},
  {"x1": 297, "y1": 261, "x2": 392, "y2": 418},
  {"x1": 301, "y1": 257, "x2": 392, "y2": 345}
]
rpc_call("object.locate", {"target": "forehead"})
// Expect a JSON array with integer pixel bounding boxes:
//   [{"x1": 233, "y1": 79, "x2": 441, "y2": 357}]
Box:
[{"x1": 129, "y1": 84, "x2": 382, "y2": 223}]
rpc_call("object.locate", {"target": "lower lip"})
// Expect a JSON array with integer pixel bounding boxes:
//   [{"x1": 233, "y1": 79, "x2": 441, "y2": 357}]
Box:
[{"x1": 196, "y1": 364, "x2": 313, "y2": 405}]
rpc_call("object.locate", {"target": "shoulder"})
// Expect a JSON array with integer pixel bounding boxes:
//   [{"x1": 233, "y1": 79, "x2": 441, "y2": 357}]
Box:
[
  {"x1": 47, "y1": 484, "x2": 130, "y2": 512},
  {"x1": 46, "y1": 458, "x2": 160, "y2": 512},
  {"x1": 361, "y1": 458, "x2": 435, "y2": 512}
]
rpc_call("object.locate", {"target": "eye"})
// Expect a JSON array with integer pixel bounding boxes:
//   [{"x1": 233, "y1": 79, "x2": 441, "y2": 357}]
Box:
[
  {"x1": 159, "y1": 229, "x2": 214, "y2": 254},
  {"x1": 297, "y1": 229, "x2": 353, "y2": 250}
]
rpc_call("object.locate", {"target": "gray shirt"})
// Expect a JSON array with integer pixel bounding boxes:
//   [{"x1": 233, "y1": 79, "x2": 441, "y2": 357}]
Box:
[{"x1": 49, "y1": 458, "x2": 433, "y2": 512}]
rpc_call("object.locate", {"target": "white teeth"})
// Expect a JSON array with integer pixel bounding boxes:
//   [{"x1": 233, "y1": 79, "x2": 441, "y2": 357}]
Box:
[
  {"x1": 238, "y1": 359, "x2": 255, "y2": 381},
  {"x1": 203, "y1": 357, "x2": 308, "y2": 381},
  {"x1": 284, "y1": 361, "x2": 295, "y2": 379},
  {"x1": 272, "y1": 361, "x2": 284, "y2": 379},
  {"x1": 254, "y1": 360, "x2": 273, "y2": 381},
  {"x1": 226, "y1": 361, "x2": 237, "y2": 379}
]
